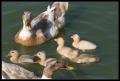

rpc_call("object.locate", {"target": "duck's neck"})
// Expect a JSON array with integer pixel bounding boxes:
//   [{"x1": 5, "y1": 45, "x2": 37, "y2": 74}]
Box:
[
  {"x1": 57, "y1": 42, "x2": 64, "y2": 51},
  {"x1": 72, "y1": 38, "x2": 80, "y2": 47},
  {"x1": 19, "y1": 26, "x2": 32, "y2": 40}
]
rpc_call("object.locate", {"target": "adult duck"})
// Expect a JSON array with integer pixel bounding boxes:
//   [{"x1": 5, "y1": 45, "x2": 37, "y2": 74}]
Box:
[{"x1": 15, "y1": 2, "x2": 69, "y2": 46}]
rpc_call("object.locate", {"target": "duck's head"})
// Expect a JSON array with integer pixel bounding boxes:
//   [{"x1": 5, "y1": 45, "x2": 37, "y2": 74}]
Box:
[
  {"x1": 54, "y1": 37, "x2": 64, "y2": 45},
  {"x1": 71, "y1": 34, "x2": 80, "y2": 41},
  {"x1": 22, "y1": 11, "x2": 32, "y2": 30},
  {"x1": 7, "y1": 50, "x2": 19, "y2": 58},
  {"x1": 33, "y1": 51, "x2": 46, "y2": 62}
]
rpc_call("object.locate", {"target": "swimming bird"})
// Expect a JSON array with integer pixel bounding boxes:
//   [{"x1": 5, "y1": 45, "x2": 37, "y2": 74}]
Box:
[
  {"x1": 15, "y1": 2, "x2": 69, "y2": 46},
  {"x1": 54, "y1": 37, "x2": 99, "y2": 64},
  {"x1": 54, "y1": 37, "x2": 79, "y2": 59},
  {"x1": 7, "y1": 50, "x2": 35, "y2": 64},
  {"x1": 33, "y1": 51, "x2": 57, "y2": 66},
  {"x1": 71, "y1": 34, "x2": 97, "y2": 51},
  {"x1": 2, "y1": 60, "x2": 73, "y2": 79}
]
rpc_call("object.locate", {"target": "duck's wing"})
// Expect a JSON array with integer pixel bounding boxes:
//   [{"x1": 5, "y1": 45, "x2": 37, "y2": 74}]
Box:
[
  {"x1": 31, "y1": 12, "x2": 49, "y2": 32},
  {"x1": 79, "y1": 40, "x2": 97, "y2": 50},
  {"x1": 19, "y1": 55, "x2": 34, "y2": 64},
  {"x1": 2, "y1": 61, "x2": 37, "y2": 79},
  {"x1": 51, "y1": 2, "x2": 69, "y2": 29},
  {"x1": 45, "y1": 58, "x2": 57, "y2": 66}
]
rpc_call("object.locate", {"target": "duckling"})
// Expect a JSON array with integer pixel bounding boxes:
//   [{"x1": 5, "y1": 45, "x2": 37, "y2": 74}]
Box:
[
  {"x1": 33, "y1": 51, "x2": 56, "y2": 66},
  {"x1": 2, "y1": 60, "x2": 73, "y2": 79},
  {"x1": 72, "y1": 54, "x2": 99, "y2": 64},
  {"x1": 54, "y1": 37, "x2": 78, "y2": 60},
  {"x1": 7, "y1": 50, "x2": 35, "y2": 64},
  {"x1": 71, "y1": 34, "x2": 97, "y2": 51},
  {"x1": 15, "y1": 2, "x2": 69, "y2": 46},
  {"x1": 54, "y1": 37, "x2": 99, "y2": 64}
]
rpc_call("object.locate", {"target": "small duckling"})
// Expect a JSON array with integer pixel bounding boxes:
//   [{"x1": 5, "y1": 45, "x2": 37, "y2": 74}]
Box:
[
  {"x1": 54, "y1": 37, "x2": 99, "y2": 64},
  {"x1": 33, "y1": 51, "x2": 56, "y2": 66},
  {"x1": 72, "y1": 54, "x2": 99, "y2": 64},
  {"x1": 2, "y1": 60, "x2": 73, "y2": 79},
  {"x1": 71, "y1": 34, "x2": 97, "y2": 51},
  {"x1": 54, "y1": 37, "x2": 78, "y2": 59},
  {"x1": 7, "y1": 50, "x2": 35, "y2": 64}
]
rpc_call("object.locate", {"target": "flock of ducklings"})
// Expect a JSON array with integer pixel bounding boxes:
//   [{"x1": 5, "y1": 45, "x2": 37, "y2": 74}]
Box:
[{"x1": 2, "y1": 2, "x2": 100, "y2": 79}]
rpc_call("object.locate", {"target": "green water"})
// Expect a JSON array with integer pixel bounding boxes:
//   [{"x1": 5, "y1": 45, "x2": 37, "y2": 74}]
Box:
[{"x1": 2, "y1": 2, "x2": 118, "y2": 79}]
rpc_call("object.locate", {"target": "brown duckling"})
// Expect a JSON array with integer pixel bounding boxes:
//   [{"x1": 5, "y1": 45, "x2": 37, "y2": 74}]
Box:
[
  {"x1": 33, "y1": 51, "x2": 56, "y2": 66},
  {"x1": 7, "y1": 50, "x2": 35, "y2": 64}
]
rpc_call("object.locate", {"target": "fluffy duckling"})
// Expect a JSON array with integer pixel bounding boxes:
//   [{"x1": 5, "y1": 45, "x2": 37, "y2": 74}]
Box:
[
  {"x1": 33, "y1": 51, "x2": 56, "y2": 66},
  {"x1": 54, "y1": 37, "x2": 99, "y2": 64},
  {"x1": 72, "y1": 54, "x2": 99, "y2": 64},
  {"x1": 15, "y1": 2, "x2": 69, "y2": 46},
  {"x1": 71, "y1": 34, "x2": 97, "y2": 51},
  {"x1": 7, "y1": 50, "x2": 35, "y2": 64},
  {"x1": 2, "y1": 60, "x2": 73, "y2": 79},
  {"x1": 54, "y1": 37, "x2": 78, "y2": 59}
]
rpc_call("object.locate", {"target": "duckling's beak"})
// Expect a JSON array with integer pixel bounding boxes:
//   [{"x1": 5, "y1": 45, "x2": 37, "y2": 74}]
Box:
[
  {"x1": 65, "y1": 65, "x2": 74, "y2": 70},
  {"x1": 61, "y1": 63, "x2": 74, "y2": 70}
]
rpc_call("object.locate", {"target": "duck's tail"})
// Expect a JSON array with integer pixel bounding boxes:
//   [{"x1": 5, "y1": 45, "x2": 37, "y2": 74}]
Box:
[{"x1": 51, "y1": 2, "x2": 68, "y2": 18}]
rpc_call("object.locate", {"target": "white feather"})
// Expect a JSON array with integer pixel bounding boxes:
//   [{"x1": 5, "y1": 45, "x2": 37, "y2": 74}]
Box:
[
  {"x1": 50, "y1": 26, "x2": 58, "y2": 37},
  {"x1": 19, "y1": 27, "x2": 32, "y2": 40}
]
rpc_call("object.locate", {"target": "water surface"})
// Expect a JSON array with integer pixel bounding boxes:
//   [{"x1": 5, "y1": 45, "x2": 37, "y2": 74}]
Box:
[{"x1": 2, "y1": 2, "x2": 118, "y2": 79}]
